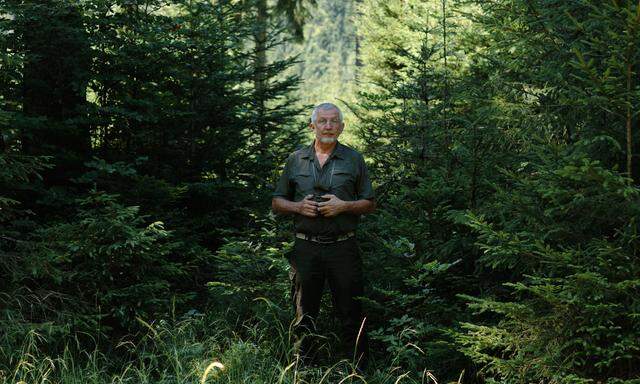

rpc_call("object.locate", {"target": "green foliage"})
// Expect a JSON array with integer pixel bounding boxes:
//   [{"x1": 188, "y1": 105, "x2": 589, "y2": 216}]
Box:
[
  {"x1": 353, "y1": 0, "x2": 640, "y2": 382},
  {"x1": 86, "y1": 0, "x2": 252, "y2": 182},
  {"x1": 0, "y1": 310, "x2": 444, "y2": 384},
  {"x1": 1, "y1": 0, "x2": 306, "y2": 371},
  {"x1": 352, "y1": 0, "x2": 499, "y2": 380},
  {"x1": 0, "y1": 153, "x2": 50, "y2": 224},
  {"x1": 464, "y1": 0, "x2": 640, "y2": 166},
  {"x1": 456, "y1": 145, "x2": 640, "y2": 382},
  {"x1": 207, "y1": 214, "x2": 293, "y2": 318},
  {"x1": 1, "y1": 188, "x2": 194, "y2": 339},
  {"x1": 357, "y1": 174, "x2": 478, "y2": 380},
  {"x1": 3, "y1": 0, "x2": 640, "y2": 381},
  {"x1": 283, "y1": 0, "x2": 357, "y2": 104}
]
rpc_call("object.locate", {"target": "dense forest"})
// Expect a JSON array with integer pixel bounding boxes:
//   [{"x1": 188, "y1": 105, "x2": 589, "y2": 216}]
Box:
[{"x1": 1, "y1": 0, "x2": 639, "y2": 383}]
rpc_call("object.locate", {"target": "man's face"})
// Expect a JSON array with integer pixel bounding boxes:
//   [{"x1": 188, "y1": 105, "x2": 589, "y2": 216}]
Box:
[{"x1": 310, "y1": 108, "x2": 344, "y2": 144}]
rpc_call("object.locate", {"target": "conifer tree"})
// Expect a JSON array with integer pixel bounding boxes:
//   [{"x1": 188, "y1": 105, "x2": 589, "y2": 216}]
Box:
[
  {"x1": 16, "y1": 1, "x2": 90, "y2": 182},
  {"x1": 0, "y1": 0, "x2": 307, "y2": 344}
]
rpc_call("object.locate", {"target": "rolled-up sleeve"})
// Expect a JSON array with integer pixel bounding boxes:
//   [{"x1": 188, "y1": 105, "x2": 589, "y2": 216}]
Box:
[
  {"x1": 273, "y1": 154, "x2": 294, "y2": 200},
  {"x1": 356, "y1": 154, "x2": 375, "y2": 200}
]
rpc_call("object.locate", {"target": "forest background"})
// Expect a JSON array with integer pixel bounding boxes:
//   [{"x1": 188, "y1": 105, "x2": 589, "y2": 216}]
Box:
[{"x1": 1, "y1": 0, "x2": 640, "y2": 383}]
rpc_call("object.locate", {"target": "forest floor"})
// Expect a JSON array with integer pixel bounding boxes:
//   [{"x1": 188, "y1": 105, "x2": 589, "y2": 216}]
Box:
[{"x1": 3, "y1": 306, "x2": 446, "y2": 384}]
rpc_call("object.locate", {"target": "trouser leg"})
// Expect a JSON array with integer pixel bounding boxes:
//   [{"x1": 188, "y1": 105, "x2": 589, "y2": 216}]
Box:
[
  {"x1": 290, "y1": 239, "x2": 324, "y2": 360},
  {"x1": 325, "y1": 238, "x2": 369, "y2": 366}
]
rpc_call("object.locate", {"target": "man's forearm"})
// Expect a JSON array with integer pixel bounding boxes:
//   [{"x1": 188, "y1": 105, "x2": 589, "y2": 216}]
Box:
[
  {"x1": 273, "y1": 196, "x2": 375, "y2": 217},
  {"x1": 272, "y1": 197, "x2": 299, "y2": 215},
  {"x1": 341, "y1": 199, "x2": 376, "y2": 215}
]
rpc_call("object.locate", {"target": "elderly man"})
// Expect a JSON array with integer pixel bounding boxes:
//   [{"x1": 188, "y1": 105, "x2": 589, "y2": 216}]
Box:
[{"x1": 272, "y1": 102, "x2": 375, "y2": 366}]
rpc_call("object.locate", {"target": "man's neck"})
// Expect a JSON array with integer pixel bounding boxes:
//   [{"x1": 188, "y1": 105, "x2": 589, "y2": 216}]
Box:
[{"x1": 314, "y1": 140, "x2": 338, "y2": 156}]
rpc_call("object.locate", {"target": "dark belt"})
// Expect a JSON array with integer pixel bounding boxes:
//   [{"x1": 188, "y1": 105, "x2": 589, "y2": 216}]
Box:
[{"x1": 295, "y1": 231, "x2": 355, "y2": 244}]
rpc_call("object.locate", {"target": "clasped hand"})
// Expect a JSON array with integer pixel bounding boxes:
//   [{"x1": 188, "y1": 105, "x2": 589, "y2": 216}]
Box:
[{"x1": 297, "y1": 194, "x2": 346, "y2": 218}]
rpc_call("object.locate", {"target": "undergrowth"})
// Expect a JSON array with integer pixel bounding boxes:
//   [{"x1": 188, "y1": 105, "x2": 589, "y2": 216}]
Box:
[{"x1": 0, "y1": 302, "x2": 446, "y2": 384}]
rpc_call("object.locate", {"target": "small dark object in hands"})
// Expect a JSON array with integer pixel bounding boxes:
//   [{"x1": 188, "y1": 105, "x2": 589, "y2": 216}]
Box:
[{"x1": 312, "y1": 193, "x2": 329, "y2": 203}]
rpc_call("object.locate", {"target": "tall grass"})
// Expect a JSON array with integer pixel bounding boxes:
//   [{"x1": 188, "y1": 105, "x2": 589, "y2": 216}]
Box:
[{"x1": 0, "y1": 302, "x2": 442, "y2": 384}]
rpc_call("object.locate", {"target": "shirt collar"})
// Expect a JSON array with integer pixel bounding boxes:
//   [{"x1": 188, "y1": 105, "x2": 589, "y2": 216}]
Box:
[{"x1": 301, "y1": 140, "x2": 345, "y2": 160}]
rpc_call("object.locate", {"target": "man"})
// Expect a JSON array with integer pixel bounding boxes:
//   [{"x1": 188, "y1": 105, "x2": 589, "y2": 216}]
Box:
[{"x1": 272, "y1": 102, "x2": 375, "y2": 367}]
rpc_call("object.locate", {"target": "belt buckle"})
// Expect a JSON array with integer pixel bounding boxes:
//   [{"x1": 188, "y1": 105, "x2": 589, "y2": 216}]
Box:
[{"x1": 315, "y1": 235, "x2": 336, "y2": 244}]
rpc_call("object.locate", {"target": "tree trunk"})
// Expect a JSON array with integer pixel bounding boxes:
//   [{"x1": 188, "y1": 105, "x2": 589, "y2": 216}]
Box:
[
  {"x1": 254, "y1": 0, "x2": 268, "y2": 160},
  {"x1": 625, "y1": 0, "x2": 639, "y2": 181},
  {"x1": 627, "y1": 61, "x2": 633, "y2": 180},
  {"x1": 354, "y1": 0, "x2": 362, "y2": 70},
  {"x1": 442, "y1": 0, "x2": 453, "y2": 178},
  {"x1": 22, "y1": 0, "x2": 90, "y2": 182}
]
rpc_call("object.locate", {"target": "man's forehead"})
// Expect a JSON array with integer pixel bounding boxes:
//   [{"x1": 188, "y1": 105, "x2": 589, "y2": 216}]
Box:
[{"x1": 316, "y1": 108, "x2": 340, "y2": 118}]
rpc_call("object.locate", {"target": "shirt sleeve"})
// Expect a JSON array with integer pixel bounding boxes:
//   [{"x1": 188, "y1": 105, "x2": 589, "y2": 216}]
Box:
[
  {"x1": 272, "y1": 154, "x2": 294, "y2": 200},
  {"x1": 356, "y1": 154, "x2": 375, "y2": 200}
]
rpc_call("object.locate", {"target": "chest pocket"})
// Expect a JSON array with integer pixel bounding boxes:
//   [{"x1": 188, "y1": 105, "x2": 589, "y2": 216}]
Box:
[
  {"x1": 293, "y1": 170, "x2": 313, "y2": 195},
  {"x1": 330, "y1": 167, "x2": 355, "y2": 197}
]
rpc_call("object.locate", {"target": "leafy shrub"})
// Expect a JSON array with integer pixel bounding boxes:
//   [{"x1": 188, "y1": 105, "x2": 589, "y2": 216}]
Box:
[{"x1": 14, "y1": 191, "x2": 191, "y2": 333}]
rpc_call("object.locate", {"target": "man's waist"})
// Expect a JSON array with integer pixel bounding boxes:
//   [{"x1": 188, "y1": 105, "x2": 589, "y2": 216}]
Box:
[{"x1": 295, "y1": 231, "x2": 355, "y2": 244}]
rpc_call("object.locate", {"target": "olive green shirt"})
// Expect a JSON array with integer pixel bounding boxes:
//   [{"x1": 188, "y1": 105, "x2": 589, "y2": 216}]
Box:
[{"x1": 273, "y1": 141, "x2": 375, "y2": 236}]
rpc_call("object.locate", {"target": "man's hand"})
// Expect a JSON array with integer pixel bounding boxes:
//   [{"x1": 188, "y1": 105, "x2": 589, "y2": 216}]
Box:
[
  {"x1": 297, "y1": 194, "x2": 320, "y2": 217},
  {"x1": 273, "y1": 195, "x2": 374, "y2": 217},
  {"x1": 318, "y1": 194, "x2": 347, "y2": 217}
]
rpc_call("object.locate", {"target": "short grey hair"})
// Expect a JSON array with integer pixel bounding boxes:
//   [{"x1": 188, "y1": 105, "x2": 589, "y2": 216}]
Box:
[{"x1": 310, "y1": 102, "x2": 343, "y2": 124}]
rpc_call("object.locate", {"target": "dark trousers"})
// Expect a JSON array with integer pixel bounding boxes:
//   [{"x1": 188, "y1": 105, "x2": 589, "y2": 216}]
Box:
[{"x1": 288, "y1": 237, "x2": 368, "y2": 364}]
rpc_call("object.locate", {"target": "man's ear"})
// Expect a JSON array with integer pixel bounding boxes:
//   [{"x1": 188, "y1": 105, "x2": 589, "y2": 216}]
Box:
[{"x1": 308, "y1": 122, "x2": 315, "y2": 131}]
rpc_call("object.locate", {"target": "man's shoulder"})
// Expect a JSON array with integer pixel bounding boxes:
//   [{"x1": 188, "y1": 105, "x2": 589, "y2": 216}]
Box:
[
  {"x1": 287, "y1": 145, "x2": 310, "y2": 160},
  {"x1": 338, "y1": 143, "x2": 365, "y2": 161},
  {"x1": 291, "y1": 145, "x2": 309, "y2": 156}
]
